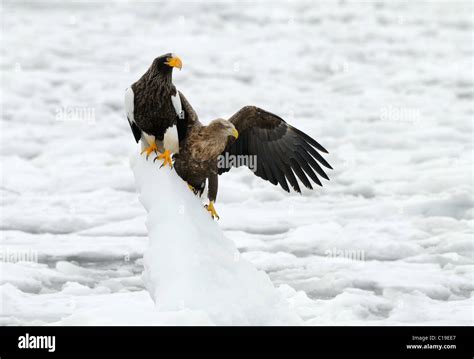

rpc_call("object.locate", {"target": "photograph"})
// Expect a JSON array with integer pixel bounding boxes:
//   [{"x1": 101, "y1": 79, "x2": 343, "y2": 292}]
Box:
[{"x1": 0, "y1": 0, "x2": 472, "y2": 355}]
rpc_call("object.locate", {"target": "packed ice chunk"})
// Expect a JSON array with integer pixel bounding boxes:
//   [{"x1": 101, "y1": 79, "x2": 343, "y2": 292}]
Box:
[{"x1": 131, "y1": 154, "x2": 301, "y2": 325}]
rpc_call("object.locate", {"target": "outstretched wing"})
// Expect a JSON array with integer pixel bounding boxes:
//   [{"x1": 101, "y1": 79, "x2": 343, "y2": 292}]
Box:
[
  {"x1": 124, "y1": 87, "x2": 141, "y2": 143},
  {"x1": 219, "y1": 106, "x2": 332, "y2": 193}
]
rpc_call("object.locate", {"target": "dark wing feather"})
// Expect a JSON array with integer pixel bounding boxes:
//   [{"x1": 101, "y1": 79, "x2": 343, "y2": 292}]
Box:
[
  {"x1": 218, "y1": 106, "x2": 331, "y2": 193},
  {"x1": 128, "y1": 117, "x2": 142, "y2": 143},
  {"x1": 177, "y1": 91, "x2": 201, "y2": 143}
]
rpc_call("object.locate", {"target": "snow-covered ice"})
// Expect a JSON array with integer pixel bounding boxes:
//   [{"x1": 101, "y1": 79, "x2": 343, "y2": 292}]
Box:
[
  {"x1": 1, "y1": 1, "x2": 473, "y2": 325},
  {"x1": 132, "y1": 155, "x2": 301, "y2": 325}
]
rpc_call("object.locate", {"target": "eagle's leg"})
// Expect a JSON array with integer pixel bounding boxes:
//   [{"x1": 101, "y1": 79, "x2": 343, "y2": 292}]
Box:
[
  {"x1": 205, "y1": 175, "x2": 219, "y2": 220},
  {"x1": 140, "y1": 141, "x2": 158, "y2": 160},
  {"x1": 153, "y1": 149, "x2": 173, "y2": 168},
  {"x1": 205, "y1": 201, "x2": 219, "y2": 220}
]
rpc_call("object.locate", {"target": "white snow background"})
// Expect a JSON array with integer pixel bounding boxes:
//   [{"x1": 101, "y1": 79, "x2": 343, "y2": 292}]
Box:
[{"x1": 0, "y1": 0, "x2": 473, "y2": 325}]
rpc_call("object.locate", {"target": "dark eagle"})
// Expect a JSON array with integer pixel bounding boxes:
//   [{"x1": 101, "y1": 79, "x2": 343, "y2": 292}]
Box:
[
  {"x1": 174, "y1": 106, "x2": 332, "y2": 219},
  {"x1": 124, "y1": 53, "x2": 195, "y2": 167}
]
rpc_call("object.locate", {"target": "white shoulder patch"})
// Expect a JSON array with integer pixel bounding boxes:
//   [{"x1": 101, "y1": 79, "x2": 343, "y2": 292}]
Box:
[
  {"x1": 171, "y1": 92, "x2": 184, "y2": 119},
  {"x1": 124, "y1": 87, "x2": 135, "y2": 124}
]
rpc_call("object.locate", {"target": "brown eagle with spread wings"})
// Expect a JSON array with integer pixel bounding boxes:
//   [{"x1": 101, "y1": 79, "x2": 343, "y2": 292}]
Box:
[{"x1": 174, "y1": 105, "x2": 332, "y2": 219}]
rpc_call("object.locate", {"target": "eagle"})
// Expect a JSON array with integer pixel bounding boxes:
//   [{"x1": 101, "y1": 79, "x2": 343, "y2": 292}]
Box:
[
  {"x1": 124, "y1": 53, "x2": 197, "y2": 167},
  {"x1": 174, "y1": 106, "x2": 332, "y2": 219}
]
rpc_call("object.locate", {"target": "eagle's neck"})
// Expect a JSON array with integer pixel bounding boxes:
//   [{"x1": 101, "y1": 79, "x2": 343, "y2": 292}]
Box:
[
  {"x1": 152, "y1": 72, "x2": 172, "y2": 86},
  {"x1": 142, "y1": 70, "x2": 173, "y2": 97}
]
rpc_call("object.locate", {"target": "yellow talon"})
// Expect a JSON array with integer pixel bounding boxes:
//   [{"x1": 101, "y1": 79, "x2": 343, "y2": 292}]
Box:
[
  {"x1": 141, "y1": 142, "x2": 158, "y2": 159},
  {"x1": 188, "y1": 183, "x2": 201, "y2": 196},
  {"x1": 205, "y1": 201, "x2": 220, "y2": 220},
  {"x1": 154, "y1": 149, "x2": 173, "y2": 168}
]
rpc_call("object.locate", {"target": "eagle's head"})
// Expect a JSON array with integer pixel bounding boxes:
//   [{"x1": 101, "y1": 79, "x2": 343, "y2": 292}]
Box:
[
  {"x1": 209, "y1": 119, "x2": 239, "y2": 144},
  {"x1": 149, "y1": 53, "x2": 183, "y2": 78}
]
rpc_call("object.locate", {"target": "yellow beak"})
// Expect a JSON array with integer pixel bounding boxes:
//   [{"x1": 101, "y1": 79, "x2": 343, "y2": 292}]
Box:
[
  {"x1": 232, "y1": 128, "x2": 239, "y2": 139},
  {"x1": 165, "y1": 56, "x2": 183, "y2": 70}
]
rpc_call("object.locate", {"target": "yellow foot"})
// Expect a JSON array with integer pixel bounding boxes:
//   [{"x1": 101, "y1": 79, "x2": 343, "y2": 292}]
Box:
[
  {"x1": 153, "y1": 149, "x2": 173, "y2": 168},
  {"x1": 205, "y1": 201, "x2": 220, "y2": 220},
  {"x1": 140, "y1": 142, "x2": 158, "y2": 159}
]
